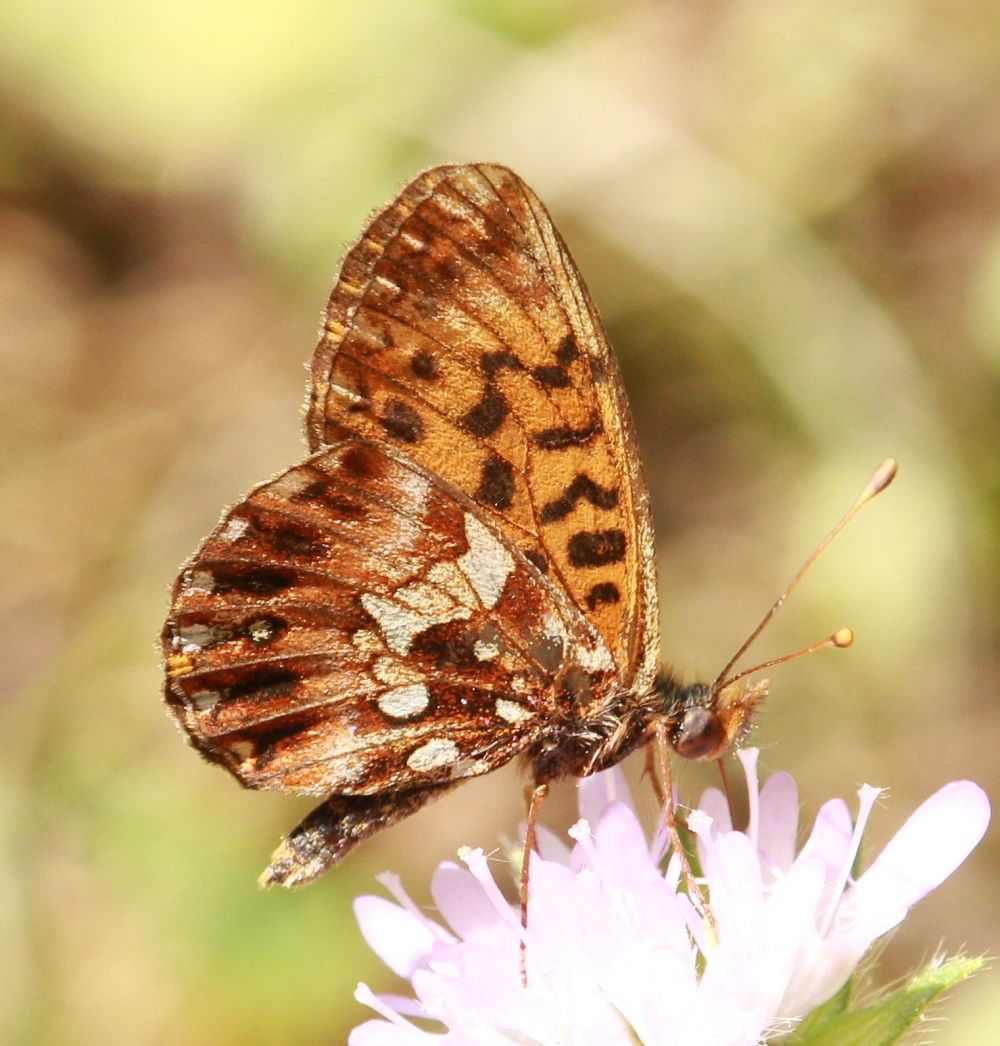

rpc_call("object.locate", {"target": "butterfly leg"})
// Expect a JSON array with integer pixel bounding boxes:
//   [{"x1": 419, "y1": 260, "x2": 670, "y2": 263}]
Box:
[
  {"x1": 260, "y1": 784, "x2": 453, "y2": 888},
  {"x1": 642, "y1": 742, "x2": 668, "y2": 806},
  {"x1": 519, "y1": 781, "x2": 550, "y2": 985},
  {"x1": 651, "y1": 722, "x2": 717, "y2": 935}
]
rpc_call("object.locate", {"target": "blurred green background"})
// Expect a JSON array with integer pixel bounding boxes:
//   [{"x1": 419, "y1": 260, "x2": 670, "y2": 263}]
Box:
[{"x1": 2, "y1": 1, "x2": 998, "y2": 1042}]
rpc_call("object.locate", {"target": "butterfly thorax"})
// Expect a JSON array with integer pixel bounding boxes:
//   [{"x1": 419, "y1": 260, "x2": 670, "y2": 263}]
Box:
[{"x1": 525, "y1": 668, "x2": 677, "y2": 783}]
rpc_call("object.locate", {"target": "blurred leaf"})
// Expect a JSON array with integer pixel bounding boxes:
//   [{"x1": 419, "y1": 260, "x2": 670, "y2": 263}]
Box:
[{"x1": 454, "y1": 0, "x2": 594, "y2": 44}]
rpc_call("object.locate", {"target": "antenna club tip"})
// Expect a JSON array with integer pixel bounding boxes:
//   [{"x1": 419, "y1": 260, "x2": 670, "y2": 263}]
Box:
[
  {"x1": 833, "y1": 627, "x2": 855, "y2": 648},
  {"x1": 869, "y1": 458, "x2": 899, "y2": 494}
]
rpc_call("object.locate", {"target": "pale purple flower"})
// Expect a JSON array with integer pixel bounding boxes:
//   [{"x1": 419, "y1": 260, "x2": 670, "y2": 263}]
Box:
[{"x1": 350, "y1": 751, "x2": 989, "y2": 1045}]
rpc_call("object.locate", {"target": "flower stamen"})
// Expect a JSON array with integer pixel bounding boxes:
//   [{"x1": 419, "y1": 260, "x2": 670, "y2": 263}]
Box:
[{"x1": 819, "y1": 783, "x2": 883, "y2": 937}]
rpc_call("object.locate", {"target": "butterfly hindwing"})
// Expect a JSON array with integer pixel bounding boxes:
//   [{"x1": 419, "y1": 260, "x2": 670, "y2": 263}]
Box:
[{"x1": 163, "y1": 439, "x2": 611, "y2": 797}]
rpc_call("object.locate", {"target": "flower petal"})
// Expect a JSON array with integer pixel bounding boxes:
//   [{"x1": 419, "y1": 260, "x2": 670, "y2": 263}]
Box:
[
  {"x1": 577, "y1": 765, "x2": 634, "y2": 827},
  {"x1": 348, "y1": 1018, "x2": 425, "y2": 1045},
  {"x1": 590, "y1": 801, "x2": 659, "y2": 882},
  {"x1": 777, "y1": 782, "x2": 991, "y2": 1017},
  {"x1": 430, "y1": 861, "x2": 503, "y2": 942},
  {"x1": 533, "y1": 823, "x2": 572, "y2": 864},
  {"x1": 696, "y1": 786, "x2": 732, "y2": 833},
  {"x1": 838, "y1": 781, "x2": 990, "y2": 940},
  {"x1": 351, "y1": 985, "x2": 427, "y2": 1043},
  {"x1": 757, "y1": 771, "x2": 799, "y2": 876},
  {"x1": 692, "y1": 790, "x2": 729, "y2": 874},
  {"x1": 798, "y1": 796, "x2": 853, "y2": 873},
  {"x1": 738, "y1": 747, "x2": 762, "y2": 849},
  {"x1": 704, "y1": 830, "x2": 766, "y2": 933},
  {"x1": 353, "y1": 896, "x2": 437, "y2": 978}
]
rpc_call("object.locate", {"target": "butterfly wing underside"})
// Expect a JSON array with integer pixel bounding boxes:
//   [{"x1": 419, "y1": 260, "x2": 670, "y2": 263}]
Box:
[
  {"x1": 163, "y1": 164, "x2": 661, "y2": 885},
  {"x1": 164, "y1": 440, "x2": 601, "y2": 795}
]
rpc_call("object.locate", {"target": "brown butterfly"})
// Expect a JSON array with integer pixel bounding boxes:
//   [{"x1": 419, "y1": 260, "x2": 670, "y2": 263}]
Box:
[{"x1": 162, "y1": 164, "x2": 891, "y2": 888}]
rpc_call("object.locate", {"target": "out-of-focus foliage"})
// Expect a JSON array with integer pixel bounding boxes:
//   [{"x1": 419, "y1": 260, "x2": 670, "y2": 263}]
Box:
[{"x1": 0, "y1": 1, "x2": 996, "y2": 1042}]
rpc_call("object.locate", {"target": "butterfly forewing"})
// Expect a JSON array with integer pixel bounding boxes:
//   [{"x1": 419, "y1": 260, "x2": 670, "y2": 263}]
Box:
[
  {"x1": 307, "y1": 164, "x2": 659, "y2": 693},
  {"x1": 164, "y1": 439, "x2": 611, "y2": 797}
]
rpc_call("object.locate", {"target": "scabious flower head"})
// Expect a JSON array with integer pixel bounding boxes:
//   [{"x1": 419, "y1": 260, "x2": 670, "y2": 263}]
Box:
[{"x1": 350, "y1": 751, "x2": 989, "y2": 1045}]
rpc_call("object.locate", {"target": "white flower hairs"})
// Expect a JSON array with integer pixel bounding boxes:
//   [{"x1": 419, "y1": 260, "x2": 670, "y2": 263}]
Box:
[{"x1": 351, "y1": 751, "x2": 988, "y2": 1045}]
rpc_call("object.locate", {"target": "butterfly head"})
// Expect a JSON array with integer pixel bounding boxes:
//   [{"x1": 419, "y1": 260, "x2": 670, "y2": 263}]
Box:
[{"x1": 667, "y1": 678, "x2": 771, "y2": 761}]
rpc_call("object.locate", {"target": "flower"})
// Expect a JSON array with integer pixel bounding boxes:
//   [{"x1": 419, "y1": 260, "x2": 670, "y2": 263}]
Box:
[{"x1": 350, "y1": 752, "x2": 989, "y2": 1045}]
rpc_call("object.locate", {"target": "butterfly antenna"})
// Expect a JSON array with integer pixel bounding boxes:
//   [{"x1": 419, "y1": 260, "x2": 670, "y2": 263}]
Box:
[
  {"x1": 712, "y1": 458, "x2": 898, "y2": 692},
  {"x1": 717, "y1": 627, "x2": 854, "y2": 691}
]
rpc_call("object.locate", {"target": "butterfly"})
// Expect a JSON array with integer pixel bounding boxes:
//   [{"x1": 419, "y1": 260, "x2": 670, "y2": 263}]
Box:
[{"x1": 162, "y1": 163, "x2": 844, "y2": 888}]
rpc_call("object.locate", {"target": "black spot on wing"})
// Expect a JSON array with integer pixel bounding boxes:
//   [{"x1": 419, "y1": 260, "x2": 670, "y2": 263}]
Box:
[
  {"x1": 280, "y1": 470, "x2": 359, "y2": 514},
  {"x1": 269, "y1": 525, "x2": 327, "y2": 559},
  {"x1": 227, "y1": 667, "x2": 301, "y2": 701},
  {"x1": 567, "y1": 529, "x2": 627, "y2": 567},
  {"x1": 244, "y1": 615, "x2": 288, "y2": 645},
  {"x1": 207, "y1": 566, "x2": 296, "y2": 596},
  {"x1": 531, "y1": 335, "x2": 579, "y2": 389},
  {"x1": 531, "y1": 413, "x2": 601, "y2": 450},
  {"x1": 241, "y1": 711, "x2": 323, "y2": 757},
  {"x1": 294, "y1": 479, "x2": 333, "y2": 501},
  {"x1": 428, "y1": 252, "x2": 462, "y2": 283},
  {"x1": 585, "y1": 582, "x2": 621, "y2": 610},
  {"x1": 460, "y1": 386, "x2": 509, "y2": 437},
  {"x1": 340, "y1": 444, "x2": 383, "y2": 480},
  {"x1": 482, "y1": 350, "x2": 524, "y2": 379},
  {"x1": 532, "y1": 363, "x2": 571, "y2": 388},
  {"x1": 410, "y1": 350, "x2": 439, "y2": 379},
  {"x1": 380, "y1": 399, "x2": 425, "y2": 443},
  {"x1": 539, "y1": 474, "x2": 619, "y2": 523},
  {"x1": 319, "y1": 492, "x2": 366, "y2": 520},
  {"x1": 409, "y1": 622, "x2": 480, "y2": 669},
  {"x1": 557, "y1": 334, "x2": 579, "y2": 364},
  {"x1": 524, "y1": 548, "x2": 549, "y2": 575},
  {"x1": 475, "y1": 454, "x2": 516, "y2": 510}
]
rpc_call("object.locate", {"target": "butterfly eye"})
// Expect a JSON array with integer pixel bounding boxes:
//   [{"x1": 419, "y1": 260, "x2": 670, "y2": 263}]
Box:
[{"x1": 671, "y1": 706, "x2": 726, "y2": 761}]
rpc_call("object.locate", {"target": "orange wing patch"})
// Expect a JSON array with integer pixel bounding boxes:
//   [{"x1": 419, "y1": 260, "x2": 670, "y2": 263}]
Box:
[{"x1": 308, "y1": 164, "x2": 659, "y2": 692}]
